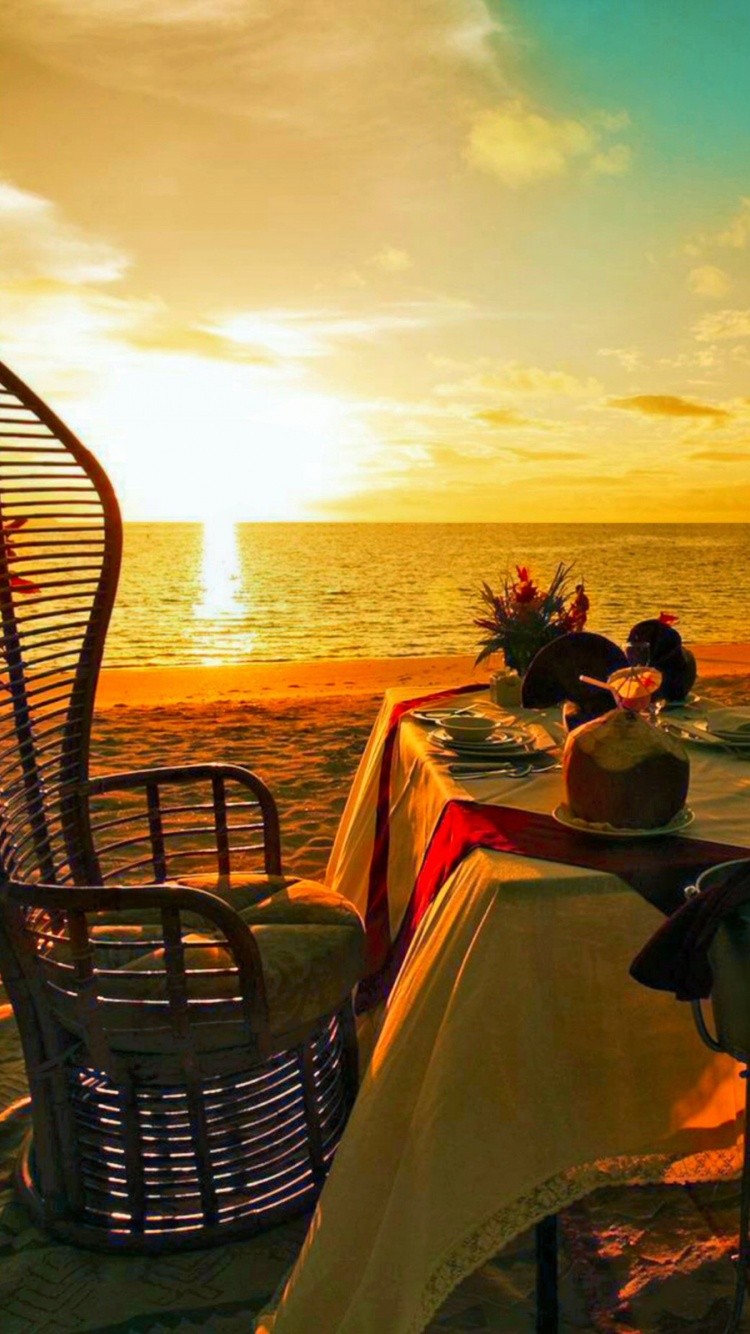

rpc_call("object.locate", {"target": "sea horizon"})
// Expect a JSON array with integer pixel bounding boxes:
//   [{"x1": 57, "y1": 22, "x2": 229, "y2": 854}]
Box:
[{"x1": 107, "y1": 521, "x2": 750, "y2": 670}]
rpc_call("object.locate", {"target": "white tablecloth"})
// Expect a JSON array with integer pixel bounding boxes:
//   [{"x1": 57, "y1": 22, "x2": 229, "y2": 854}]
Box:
[{"x1": 257, "y1": 692, "x2": 749, "y2": 1334}]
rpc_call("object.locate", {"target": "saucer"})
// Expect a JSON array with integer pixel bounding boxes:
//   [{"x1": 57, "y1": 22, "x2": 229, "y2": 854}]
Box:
[{"x1": 552, "y1": 804, "x2": 694, "y2": 839}]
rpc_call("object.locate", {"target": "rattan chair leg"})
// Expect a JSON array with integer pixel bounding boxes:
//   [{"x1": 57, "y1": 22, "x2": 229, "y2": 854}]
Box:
[{"x1": 535, "y1": 1212, "x2": 559, "y2": 1333}]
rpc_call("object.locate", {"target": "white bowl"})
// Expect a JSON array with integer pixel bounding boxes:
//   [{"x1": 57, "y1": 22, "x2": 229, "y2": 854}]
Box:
[{"x1": 442, "y1": 715, "x2": 496, "y2": 743}]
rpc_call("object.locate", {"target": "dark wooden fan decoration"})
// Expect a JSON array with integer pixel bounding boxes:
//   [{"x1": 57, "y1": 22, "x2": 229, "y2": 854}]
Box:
[
  {"x1": 627, "y1": 619, "x2": 697, "y2": 702},
  {"x1": 521, "y1": 631, "x2": 628, "y2": 729}
]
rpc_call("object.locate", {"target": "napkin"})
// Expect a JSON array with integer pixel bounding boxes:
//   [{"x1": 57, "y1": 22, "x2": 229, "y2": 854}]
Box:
[{"x1": 707, "y1": 706, "x2": 750, "y2": 736}]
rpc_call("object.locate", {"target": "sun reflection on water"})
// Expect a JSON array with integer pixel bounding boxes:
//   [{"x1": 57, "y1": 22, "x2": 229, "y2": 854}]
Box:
[{"x1": 193, "y1": 519, "x2": 255, "y2": 663}]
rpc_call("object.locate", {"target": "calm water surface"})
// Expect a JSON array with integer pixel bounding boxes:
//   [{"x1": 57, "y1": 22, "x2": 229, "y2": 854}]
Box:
[{"x1": 106, "y1": 523, "x2": 748, "y2": 668}]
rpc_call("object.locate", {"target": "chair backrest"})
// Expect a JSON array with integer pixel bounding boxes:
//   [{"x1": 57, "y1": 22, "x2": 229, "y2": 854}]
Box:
[{"x1": 0, "y1": 361, "x2": 122, "y2": 886}]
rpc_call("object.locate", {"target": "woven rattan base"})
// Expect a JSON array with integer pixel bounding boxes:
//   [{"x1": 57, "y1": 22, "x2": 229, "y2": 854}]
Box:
[{"x1": 17, "y1": 1012, "x2": 355, "y2": 1253}]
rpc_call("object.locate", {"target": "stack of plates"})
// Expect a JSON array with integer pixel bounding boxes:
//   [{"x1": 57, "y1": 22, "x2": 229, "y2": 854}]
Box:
[{"x1": 429, "y1": 726, "x2": 535, "y2": 761}]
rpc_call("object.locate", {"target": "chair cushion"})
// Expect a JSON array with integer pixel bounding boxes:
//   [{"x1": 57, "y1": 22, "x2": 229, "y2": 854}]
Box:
[{"x1": 42, "y1": 873, "x2": 366, "y2": 1050}]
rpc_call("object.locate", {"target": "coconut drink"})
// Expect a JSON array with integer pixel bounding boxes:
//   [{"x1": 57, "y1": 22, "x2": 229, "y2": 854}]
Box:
[{"x1": 562, "y1": 702, "x2": 690, "y2": 830}]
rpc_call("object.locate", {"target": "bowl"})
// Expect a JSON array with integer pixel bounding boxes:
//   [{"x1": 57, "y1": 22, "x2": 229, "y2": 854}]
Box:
[{"x1": 441, "y1": 714, "x2": 497, "y2": 743}]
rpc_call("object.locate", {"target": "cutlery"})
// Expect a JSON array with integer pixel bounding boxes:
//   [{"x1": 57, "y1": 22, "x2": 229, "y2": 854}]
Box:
[
  {"x1": 449, "y1": 764, "x2": 533, "y2": 780},
  {"x1": 446, "y1": 756, "x2": 560, "y2": 779},
  {"x1": 659, "y1": 718, "x2": 750, "y2": 755}
]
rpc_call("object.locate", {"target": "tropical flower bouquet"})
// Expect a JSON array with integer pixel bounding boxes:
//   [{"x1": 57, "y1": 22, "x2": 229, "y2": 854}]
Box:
[{"x1": 475, "y1": 562, "x2": 588, "y2": 679}]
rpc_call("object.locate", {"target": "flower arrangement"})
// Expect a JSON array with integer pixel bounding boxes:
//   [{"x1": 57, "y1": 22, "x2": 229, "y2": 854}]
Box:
[{"x1": 475, "y1": 562, "x2": 589, "y2": 675}]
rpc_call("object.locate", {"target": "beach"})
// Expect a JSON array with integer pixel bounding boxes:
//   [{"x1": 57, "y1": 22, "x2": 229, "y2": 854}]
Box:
[
  {"x1": 92, "y1": 646, "x2": 750, "y2": 881},
  {"x1": 1, "y1": 649, "x2": 749, "y2": 1333}
]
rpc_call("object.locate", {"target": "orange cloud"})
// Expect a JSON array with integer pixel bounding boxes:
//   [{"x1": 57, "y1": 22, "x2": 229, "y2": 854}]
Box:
[
  {"x1": 607, "y1": 394, "x2": 731, "y2": 420},
  {"x1": 690, "y1": 449, "x2": 750, "y2": 462}
]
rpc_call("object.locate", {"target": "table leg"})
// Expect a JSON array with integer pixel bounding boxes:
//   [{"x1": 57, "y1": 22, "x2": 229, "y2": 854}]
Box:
[{"x1": 535, "y1": 1213, "x2": 559, "y2": 1334}]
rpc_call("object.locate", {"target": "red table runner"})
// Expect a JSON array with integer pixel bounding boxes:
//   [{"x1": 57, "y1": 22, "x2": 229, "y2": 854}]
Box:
[
  {"x1": 358, "y1": 694, "x2": 750, "y2": 1012},
  {"x1": 363, "y1": 683, "x2": 487, "y2": 972}
]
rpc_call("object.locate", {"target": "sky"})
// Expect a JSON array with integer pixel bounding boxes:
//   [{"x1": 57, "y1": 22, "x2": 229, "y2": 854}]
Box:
[{"x1": 0, "y1": 0, "x2": 749, "y2": 521}]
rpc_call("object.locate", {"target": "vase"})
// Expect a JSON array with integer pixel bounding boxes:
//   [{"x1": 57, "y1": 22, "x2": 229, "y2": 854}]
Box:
[{"x1": 489, "y1": 668, "x2": 523, "y2": 708}]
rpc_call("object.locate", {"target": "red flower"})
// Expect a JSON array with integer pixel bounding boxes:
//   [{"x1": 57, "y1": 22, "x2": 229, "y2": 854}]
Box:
[
  {"x1": 659, "y1": 611, "x2": 679, "y2": 625},
  {"x1": 513, "y1": 566, "x2": 538, "y2": 604},
  {"x1": 2, "y1": 518, "x2": 40, "y2": 596}
]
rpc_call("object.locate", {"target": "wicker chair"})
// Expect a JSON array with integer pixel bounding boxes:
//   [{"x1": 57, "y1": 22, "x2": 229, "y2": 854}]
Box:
[{"x1": 0, "y1": 360, "x2": 364, "y2": 1251}]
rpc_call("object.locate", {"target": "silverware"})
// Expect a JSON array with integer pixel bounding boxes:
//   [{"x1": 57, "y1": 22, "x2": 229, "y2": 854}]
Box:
[
  {"x1": 659, "y1": 719, "x2": 750, "y2": 757},
  {"x1": 450, "y1": 764, "x2": 533, "y2": 780},
  {"x1": 446, "y1": 756, "x2": 560, "y2": 780}
]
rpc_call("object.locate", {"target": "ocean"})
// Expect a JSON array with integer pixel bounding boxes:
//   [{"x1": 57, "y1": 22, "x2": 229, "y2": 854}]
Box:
[{"x1": 106, "y1": 522, "x2": 749, "y2": 669}]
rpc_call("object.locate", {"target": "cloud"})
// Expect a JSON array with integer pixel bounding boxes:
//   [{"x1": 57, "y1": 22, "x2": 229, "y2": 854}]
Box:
[
  {"x1": 504, "y1": 447, "x2": 587, "y2": 461},
  {"x1": 690, "y1": 449, "x2": 750, "y2": 462},
  {"x1": 694, "y1": 309, "x2": 750, "y2": 342},
  {"x1": 208, "y1": 299, "x2": 473, "y2": 358},
  {"x1": 591, "y1": 143, "x2": 632, "y2": 176},
  {"x1": 716, "y1": 198, "x2": 750, "y2": 249},
  {"x1": 598, "y1": 346, "x2": 642, "y2": 371},
  {"x1": 607, "y1": 394, "x2": 731, "y2": 420},
  {"x1": 127, "y1": 318, "x2": 278, "y2": 364},
  {"x1": 4, "y1": 0, "x2": 503, "y2": 139},
  {"x1": 465, "y1": 99, "x2": 631, "y2": 186},
  {"x1": 0, "y1": 178, "x2": 127, "y2": 284},
  {"x1": 367, "y1": 246, "x2": 412, "y2": 273},
  {"x1": 685, "y1": 198, "x2": 750, "y2": 257},
  {"x1": 474, "y1": 407, "x2": 536, "y2": 428},
  {"x1": 497, "y1": 362, "x2": 602, "y2": 397},
  {"x1": 687, "y1": 265, "x2": 730, "y2": 298}
]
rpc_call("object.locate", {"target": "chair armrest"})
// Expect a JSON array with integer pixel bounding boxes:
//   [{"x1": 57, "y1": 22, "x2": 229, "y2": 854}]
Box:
[
  {"x1": 9, "y1": 876, "x2": 271, "y2": 1044},
  {"x1": 83, "y1": 763, "x2": 282, "y2": 884}
]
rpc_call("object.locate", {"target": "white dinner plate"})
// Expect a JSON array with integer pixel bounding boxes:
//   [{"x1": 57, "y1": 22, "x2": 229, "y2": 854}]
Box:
[
  {"x1": 552, "y1": 803, "x2": 695, "y2": 839},
  {"x1": 430, "y1": 728, "x2": 531, "y2": 756}
]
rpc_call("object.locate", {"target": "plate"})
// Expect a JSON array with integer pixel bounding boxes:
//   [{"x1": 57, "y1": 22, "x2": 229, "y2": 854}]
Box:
[
  {"x1": 430, "y1": 727, "x2": 532, "y2": 756},
  {"x1": 552, "y1": 804, "x2": 695, "y2": 839}
]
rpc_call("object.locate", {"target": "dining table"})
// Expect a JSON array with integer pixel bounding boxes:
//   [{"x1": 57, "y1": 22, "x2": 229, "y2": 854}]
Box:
[{"x1": 256, "y1": 685, "x2": 750, "y2": 1334}]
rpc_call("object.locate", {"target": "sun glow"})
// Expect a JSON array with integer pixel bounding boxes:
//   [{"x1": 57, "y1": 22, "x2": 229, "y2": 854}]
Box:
[{"x1": 62, "y1": 354, "x2": 372, "y2": 522}]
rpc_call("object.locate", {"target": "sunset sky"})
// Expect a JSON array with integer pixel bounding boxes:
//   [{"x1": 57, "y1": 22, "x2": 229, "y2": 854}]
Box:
[{"x1": 1, "y1": 1, "x2": 749, "y2": 521}]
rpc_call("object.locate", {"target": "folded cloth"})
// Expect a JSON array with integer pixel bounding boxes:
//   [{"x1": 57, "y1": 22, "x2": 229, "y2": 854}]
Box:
[
  {"x1": 707, "y1": 706, "x2": 750, "y2": 735},
  {"x1": 630, "y1": 859, "x2": 750, "y2": 1000}
]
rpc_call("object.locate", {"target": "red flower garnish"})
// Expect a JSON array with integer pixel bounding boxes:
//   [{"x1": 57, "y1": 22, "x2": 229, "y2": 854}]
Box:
[{"x1": 659, "y1": 611, "x2": 679, "y2": 625}]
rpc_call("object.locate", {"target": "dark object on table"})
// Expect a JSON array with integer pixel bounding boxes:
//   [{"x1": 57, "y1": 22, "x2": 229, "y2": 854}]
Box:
[
  {"x1": 0, "y1": 360, "x2": 364, "y2": 1253},
  {"x1": 521, "y1": 631, "x2": 628, "y2": 730},
  {"x1": 627, "y1": 618, "x2": 697, "y2": 702},
  {"x1": 630, "y1": 858, "x2": 750, "y2": 1000}
]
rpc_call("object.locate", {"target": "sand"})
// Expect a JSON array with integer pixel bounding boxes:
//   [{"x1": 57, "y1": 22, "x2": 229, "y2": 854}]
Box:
[
  {"x1": 2, "y1": 652, "x2": 750, "y2": 1332},
  {"x1": 90, "y1": 648, "x2": 750, "y2": 883}
]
